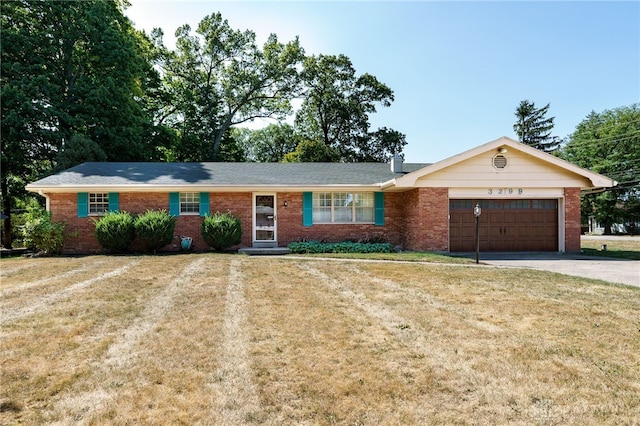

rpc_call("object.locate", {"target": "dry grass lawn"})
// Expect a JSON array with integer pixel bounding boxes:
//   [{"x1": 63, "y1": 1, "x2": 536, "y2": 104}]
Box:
[{"x1": 1, "y1": 254, "x2": 638, "y2": 425}]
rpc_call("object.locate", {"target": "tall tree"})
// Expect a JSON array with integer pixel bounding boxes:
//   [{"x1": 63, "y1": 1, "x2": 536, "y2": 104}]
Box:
[
  {"x1": 513, "y1": 100, "x2": 561, "y2": 152},
  {"x1": 156, "y1": 13, "x2": 305, "y2": 161},
  {"x1": 295, "y1": 54, "x2": 406, "y2": 162},
  {"x1": 560, "y1": 104, "x2": 640, "y2": 234},
  {"x1": 1, "y1": 0, "x2": 156, "y2": 247},
  {"x1": 232, "y1": 124, "x2": 300, "y2": 162}
]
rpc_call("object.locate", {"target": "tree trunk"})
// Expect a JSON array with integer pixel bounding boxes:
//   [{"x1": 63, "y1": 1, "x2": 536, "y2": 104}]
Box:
[{"x1": 1, "y1": 177, "x2": 13, "y2": 249}]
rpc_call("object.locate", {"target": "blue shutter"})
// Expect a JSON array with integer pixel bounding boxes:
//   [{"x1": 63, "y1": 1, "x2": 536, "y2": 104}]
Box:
[
  {"x1": 169, "y1": 192, "x2": 180, "y2": 216},
  {"x1": 77, "y1": 193, "x2": 88, "y2": 218},
  {"x1": 199, "y1": 192, "x2": 210, "y2": 217},
  {"x1": 108, "y1": 192, "x2": 119, "y2": 212},
  {"x1": 374, "y1": 192, "x2": 385, "y2": 226},
  {"x1": 302, "y1": 192, "x2": 313, "y2": 227}
]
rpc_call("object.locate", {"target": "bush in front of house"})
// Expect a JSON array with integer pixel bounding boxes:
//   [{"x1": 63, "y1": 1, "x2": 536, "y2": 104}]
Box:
[
  {"x1": 94, "y1": 211, "x2": 136, "y2": 253},
  {"x1": 201, "y1": 211, "x2": 242, "y2": 251},
  {"x1": 134, "y1": 210, "x2": 176, "y2": 254},
  {"x1": 22, "y1": 208, "x2": 65, "y2": 255},
  {"x1": 287, "y1": 241, "x2": 396, "y2": 254}
]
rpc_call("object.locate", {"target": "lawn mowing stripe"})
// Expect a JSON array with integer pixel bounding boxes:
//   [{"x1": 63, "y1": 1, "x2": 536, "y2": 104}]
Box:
[
  {"x1": 297, "y1": 262, "x2": 473, "y2": 373},
  {"x1": 0, "y1": 260, "x2": 141, "y2": 324},
  {"x1": 0, "y1": 263, "x2": 33, "y2": 278},
  {"x1": 49, "y1": 257, "x2": 207, "y2": 423},
  {"x1": 349, "y1": 265, "x2": 504, "y2": 334},
  {"x1": 1, "y1": 259, "x2": 108, "y2": 297},
  {"x1": 209, "y1": 258, "x2": 262, "y2": 425}
]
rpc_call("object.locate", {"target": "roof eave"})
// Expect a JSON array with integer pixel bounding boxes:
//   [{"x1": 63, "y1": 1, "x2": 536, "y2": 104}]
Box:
[{"x1": 26, "y1": 183, "x2": 385, "y2": 194}]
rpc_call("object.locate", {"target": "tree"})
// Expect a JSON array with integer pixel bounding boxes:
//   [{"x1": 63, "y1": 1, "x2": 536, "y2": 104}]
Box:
[
  {"x1": 55, "y1": 135, "x2": 107, "y2": 172},
  {"x1": 283, "y1": 140, "x2": 340, "y2": 163},
  {"x1": 513, "y1": 100, "x2": 561, "y2": 152},
  {"x1": 353, "y1": 127, "x2": 407, "y2": 162},
  {"x1": 295, "y1": 54, "x2": 406, "y2": 162},
  {"x1": 156, "y1": 13, "x2": 305, "y2": 161},
  {"x1": 560, "y1": 104, "x2": 640, "y2": 234},
  {"x1": 232, "y1": 124, "x2": 300, "y2": 162},
  {"x1": 1, "y1": 0, "x2": 156, "y2": 247}
]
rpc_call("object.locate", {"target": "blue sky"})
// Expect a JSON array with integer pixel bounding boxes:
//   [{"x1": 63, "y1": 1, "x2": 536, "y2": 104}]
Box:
[{"x1": 126, "y1": 1, "x2": 639, "y2": 163}]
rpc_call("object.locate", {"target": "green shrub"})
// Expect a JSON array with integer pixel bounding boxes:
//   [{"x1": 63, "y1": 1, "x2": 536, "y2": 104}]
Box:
[
  {"x1": 288, "y1": 241, "x2": 396, "y2": 254},
  {"x1": 94, "y1": 211, "x2": 135, "y2": 253},
  {"x1": 201, "y1": 212, "x2": 242, "y2": 251},
  {"x1": 23, "y1": 209, "x2": 65, "y2": 255},
  {"x1": 134, "y1": 210, "x2": 176, "y2": 254}
]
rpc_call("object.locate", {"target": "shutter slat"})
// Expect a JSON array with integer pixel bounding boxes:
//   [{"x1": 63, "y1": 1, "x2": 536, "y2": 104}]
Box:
[
  {"x1": 77, "y1": 193, "x2": 88, "y2": 218},
  {"x1": 302, "y1": 192, "x2": 313, "y2": 227},
  {"x1": 169, "y1": 192, "x2": 180, "y2": 216},
  {"x1": 374, "y1": 192, "x2": 385, "y2": 226},
  {"x1": 108, "y1": 192, "x2": 119, "y2": 212},
  {"x1": 199, "y1": 192, "x2": 210, "y2": 217}
]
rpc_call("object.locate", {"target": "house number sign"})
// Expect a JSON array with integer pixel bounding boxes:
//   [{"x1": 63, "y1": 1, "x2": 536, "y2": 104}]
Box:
[{"x1": 487, "y1": 188, "x2": 523, "y2": 195}]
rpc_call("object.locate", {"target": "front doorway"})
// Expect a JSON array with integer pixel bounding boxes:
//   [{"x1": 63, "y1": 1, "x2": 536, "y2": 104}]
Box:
[{"x1": 253, "y1": 194, "x2": 277, "y2": 247}]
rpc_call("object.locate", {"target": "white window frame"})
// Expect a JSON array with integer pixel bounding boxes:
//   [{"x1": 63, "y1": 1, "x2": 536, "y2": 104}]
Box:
[
  {"x1": 89, "y1": 193, "x2": 109, "y2": 216},
  {"x1": 180, "y1": 192, "x2": 200, "y2": 215},
  {"x1": 313, "y1": 192, "x2": 374, "y2": 224}
]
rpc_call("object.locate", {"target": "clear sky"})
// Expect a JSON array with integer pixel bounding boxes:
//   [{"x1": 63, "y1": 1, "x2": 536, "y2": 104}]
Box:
[{"x1": 125, "y1": 1, "x2": 640, "y2": 163}]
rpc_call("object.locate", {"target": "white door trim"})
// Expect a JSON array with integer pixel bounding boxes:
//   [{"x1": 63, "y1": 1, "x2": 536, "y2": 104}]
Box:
[{"x1": 252, "y1": 193, "x2": 277, "y2": 247}]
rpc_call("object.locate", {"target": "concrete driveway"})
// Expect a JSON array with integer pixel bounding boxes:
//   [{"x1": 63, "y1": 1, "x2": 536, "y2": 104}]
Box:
[{"x1": 468, "y1": 252, "x2": 639, "y2": 288}]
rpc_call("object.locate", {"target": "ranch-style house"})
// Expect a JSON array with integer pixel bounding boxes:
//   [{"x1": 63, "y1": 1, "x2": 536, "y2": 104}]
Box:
[{"x1": 26, "y1": 137, "x2": 616, "y2": 254}]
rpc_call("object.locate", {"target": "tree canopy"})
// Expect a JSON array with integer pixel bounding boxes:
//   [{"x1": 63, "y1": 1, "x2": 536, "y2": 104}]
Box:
[
  {"x1": 559, "y1": 104, "x2": 640, "y2": 234},
  {"x1": 513, "y1": 100, "x2": 561, "y2": 152},
  {"x1": 294, "y1": 54, "x2": 406, "y2": 162},
  {"x1": 1, "y1": 0, "x2": 157, "y2": 247},
  {"x1": 154, "y1": 13, "x2": 305, "y2": 161}
]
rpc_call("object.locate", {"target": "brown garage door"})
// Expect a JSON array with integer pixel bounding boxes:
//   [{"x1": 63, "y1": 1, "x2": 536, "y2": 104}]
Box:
[{"x1": 450, "y1": 199, "x2": 558, "y2": 252}]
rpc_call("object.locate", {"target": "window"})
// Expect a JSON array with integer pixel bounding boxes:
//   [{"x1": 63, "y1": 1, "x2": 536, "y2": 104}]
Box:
[
  {"x1": 180, "y1": 192, "x2": 199, "y2": 214},
  {"x1": 313, "y1": 192, "x2": 374, "y2": 223},
  {"x1": 89, "y1": 193, "x2": 109, "y2": 215}
]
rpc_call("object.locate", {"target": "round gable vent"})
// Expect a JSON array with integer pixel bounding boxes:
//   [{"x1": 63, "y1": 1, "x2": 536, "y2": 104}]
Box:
[{"x1": 493, "y1": 154, "x2": 507, "y2": 169}]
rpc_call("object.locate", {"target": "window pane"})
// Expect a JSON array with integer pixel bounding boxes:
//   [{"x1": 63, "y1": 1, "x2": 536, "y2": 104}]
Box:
[
  {"x1": 313, "y1": 209, "x2": 331, "y2": 223},
  {"x1": 356, "y1": 207, "x2": 374, "y2": 222},
  {"x1": 354, "y1": 192, "x2": 373, "y2": 207},
  {"x1": 180, "y1": 192, "x2": 199, "y2": 213},
  {"x1": 89, "y1": 193, "x2": 109, "y2": 214},
  {"x1": 332, "y1": 192, "x2": 351, "y2": 222},
  {"x1": 333, "y1": 192, "x2": 351, "y2": 207},
  {"x1": 334, "y1": 206, "x2": 352, "y2": 222},
  {"x1": 313, "y1": 193, "x2": 332, "y2": 207},
  {"x1": 313, "y1": 193, "x2": 331, "y2": 222}
]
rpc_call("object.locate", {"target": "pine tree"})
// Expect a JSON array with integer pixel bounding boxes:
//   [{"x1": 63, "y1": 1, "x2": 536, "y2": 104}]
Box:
[{"x1": 513, "y1": 100, "x2": 561, "y2": 152}]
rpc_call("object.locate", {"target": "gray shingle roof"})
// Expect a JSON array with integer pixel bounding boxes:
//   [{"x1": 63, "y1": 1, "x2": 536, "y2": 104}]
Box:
[{"x1": 28, "y1": 162, "x2": 431, "y2": 188}]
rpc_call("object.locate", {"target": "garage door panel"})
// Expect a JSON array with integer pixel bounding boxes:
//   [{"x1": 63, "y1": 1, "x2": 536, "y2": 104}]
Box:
[
  {"x1": 503, "y1": 212, "x2": 518, "y2": 224},
  {"x1": 450, "y1": 199, "x2": 558, "y2": 252}
]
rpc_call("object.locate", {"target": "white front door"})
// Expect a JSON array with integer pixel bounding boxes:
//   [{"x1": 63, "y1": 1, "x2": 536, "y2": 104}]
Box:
[{"x1": 253, "y1": 194, "x2": 277, "y2": 247}]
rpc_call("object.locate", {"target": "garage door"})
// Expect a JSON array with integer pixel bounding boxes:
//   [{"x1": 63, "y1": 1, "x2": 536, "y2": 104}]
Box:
[{"x1": 450, "y1": 199, "x2": 558, "y2": 252}]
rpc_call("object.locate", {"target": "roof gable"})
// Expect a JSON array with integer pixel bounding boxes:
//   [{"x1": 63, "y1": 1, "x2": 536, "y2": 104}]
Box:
[{"x1": 384, "y1": 137, "x2": 616, "y2": 190}]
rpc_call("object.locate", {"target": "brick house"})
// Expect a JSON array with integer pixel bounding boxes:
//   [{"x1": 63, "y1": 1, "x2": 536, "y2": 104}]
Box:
[{"x1": 26, "y1": 137, "x2": 615, "y2": 254}]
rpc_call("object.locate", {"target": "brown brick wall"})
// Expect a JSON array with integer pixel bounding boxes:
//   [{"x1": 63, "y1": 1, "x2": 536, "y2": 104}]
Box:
[
  {"x1": 49, "y1": 191, "x2": 412, "y2": 253},
  {"x1": 564, "y1": 187, "x2": 582, "y2": 252},
  {"x1": 46, "y1": 187, "x2": 578, "y2": 254},
  {"x1": 276, "y1": 192, "x2": 406, "y2": 247},
  {"x1": 50, "y1": 193, "x2": 102, "y2": 253},
  {"x1": 403, "y1": 188, "x2": 449, "y2": 251},
  {"x1": 50, "y1": 192, "x2": 254, "y2": 253}
]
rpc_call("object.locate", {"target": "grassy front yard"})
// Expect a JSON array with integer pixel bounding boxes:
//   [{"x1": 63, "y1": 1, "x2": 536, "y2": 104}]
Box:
[
  {"x1": 1, "y1": 254, "x2": 638, "y2": 424},
  {"x1": 581, "y1": 237, "x2": 640, "y2": 260}
]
